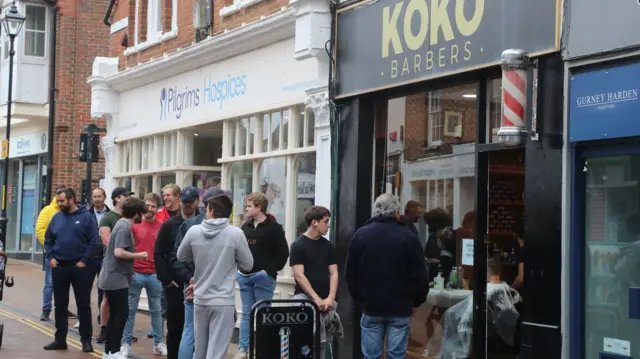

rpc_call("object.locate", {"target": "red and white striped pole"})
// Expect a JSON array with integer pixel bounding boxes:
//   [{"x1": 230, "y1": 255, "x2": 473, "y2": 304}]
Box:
[{"x1": 498, "y1": 49, "x2": 530, "y2": 145}]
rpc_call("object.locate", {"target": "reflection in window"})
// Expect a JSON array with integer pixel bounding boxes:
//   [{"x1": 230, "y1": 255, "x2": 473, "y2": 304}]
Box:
[
  {"x1": 270, "y1": 111, "x2": 281, "y2": 151},
  {"x1": 160, "y1": 174, "x2": 175, "y2": 189},
  {"x1": 298, "y1": 107, "x2": 316, "y2": 148},
  {"x1": 259, "y1": 158, "x2": 287, "y2": 228},
  {"x1": 295, "y1": 154, "x2": 316, "y2": 237},
  {"x1": 229, "y1": 121, "x2": 236, "y2": 156},
  {"x1": 238, "y1": 119, "x2": 248, "y2": 156},
  {"x1": 118, "y1": 177, "x2": 132, "y2": 191},
  {"x1": 489, "y1": 78, "x2": 503, "y2": 143},
  {"x1": 262, "y1": 113, "x2": 270, "y2": 152},
  {"x1": 230, "y1": 162, "x2": 253, "y2": 226},
  {"x1": 139, "y1": 176, "x2": 153, "y2": 199},
  {"x1": 193, "y1": 171, "x2": 221, "y2": 210}
]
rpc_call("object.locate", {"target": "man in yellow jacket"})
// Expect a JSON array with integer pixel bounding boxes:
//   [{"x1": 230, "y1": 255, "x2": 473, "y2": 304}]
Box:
[{"x1": 35, "y1": 186, "x2": 68, "y2": 321}]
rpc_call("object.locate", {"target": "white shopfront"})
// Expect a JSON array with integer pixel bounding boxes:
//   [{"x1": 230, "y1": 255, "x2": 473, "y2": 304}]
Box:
[{"x1": 89, "y1": 7, "x2": 332, "y2": 308}]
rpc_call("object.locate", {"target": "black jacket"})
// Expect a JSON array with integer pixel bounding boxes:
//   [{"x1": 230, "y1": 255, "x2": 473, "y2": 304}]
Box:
[
  {"x1": 171, "y1": 212, "x2": 205, "y2": 284},
  {"x1": 154, "y1": 215, "x2": 186, "y2": 287},
  {"x1": 345, "y1": 216, "x2": 429, "y2": 317},
  {"x1": 240, "y1": 215, "x2": 289, "y2": 278}
]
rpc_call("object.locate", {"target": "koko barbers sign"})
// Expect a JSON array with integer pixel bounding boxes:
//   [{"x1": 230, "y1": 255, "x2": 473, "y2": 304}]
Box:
[
  {"x1": 335, "y1": 0, "x2": 561, "y2": 97},
  {"x1": 251, "y1": 301, "x2": 320, "y2": 359}
]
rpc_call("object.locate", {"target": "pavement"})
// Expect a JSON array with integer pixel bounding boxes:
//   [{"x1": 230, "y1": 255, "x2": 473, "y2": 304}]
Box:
[{"x1": 0, "y1": 259, "x2": 238, "y2": 358}]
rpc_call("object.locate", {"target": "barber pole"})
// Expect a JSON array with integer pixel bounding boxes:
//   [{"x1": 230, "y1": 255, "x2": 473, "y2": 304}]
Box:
[
  {"x1": 498, "y1": 49, "x2": 530, "y2": 145},
  {"x1": 279, "y1": 327, "x2": 291, "y2": 359}
]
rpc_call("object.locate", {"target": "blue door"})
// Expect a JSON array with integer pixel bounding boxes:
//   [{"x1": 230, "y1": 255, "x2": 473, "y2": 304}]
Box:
[{"x1": 572, "y1": 144, "x2": 640, "y2": 359}]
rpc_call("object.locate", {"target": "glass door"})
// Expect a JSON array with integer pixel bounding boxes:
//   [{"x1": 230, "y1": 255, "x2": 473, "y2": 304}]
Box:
[
  {"x1": 582, "y1": 153, "x2": 640, "y2": 359},
  {"x1": 20, "y1": 159, "x2": 38, "y2": 253}
]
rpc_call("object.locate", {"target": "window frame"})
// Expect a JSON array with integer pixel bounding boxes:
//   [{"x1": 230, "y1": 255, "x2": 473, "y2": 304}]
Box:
[
  {"x1": 428, "y1": 90, "x2": 444, "y2": 147},
  {"x1": 146, "y1": 0, "x2": 163, "y2": 41},
  {"x1": 23, "y1": 4, "x2": 48, "y2": 59}
]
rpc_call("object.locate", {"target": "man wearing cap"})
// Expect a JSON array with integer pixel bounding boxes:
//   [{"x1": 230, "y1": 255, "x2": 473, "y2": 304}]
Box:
[
  {"x1": 96, "y1": 186, "x2": 133, "y2": 344},
  {"x1": 154, "y1": 186, "x2": 200, "y2": 359},
  {"x1": 172, "y1": 187, "x2": 232, "y2": 359}
]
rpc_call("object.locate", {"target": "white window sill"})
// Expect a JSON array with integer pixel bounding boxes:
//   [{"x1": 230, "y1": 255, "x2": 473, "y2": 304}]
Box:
[
  {"x1": 123, "y1": 29, "x2": 178, "y2": 57},
  {"x1": 219, "y1": 0, "x2": 266, "y2": 17}
]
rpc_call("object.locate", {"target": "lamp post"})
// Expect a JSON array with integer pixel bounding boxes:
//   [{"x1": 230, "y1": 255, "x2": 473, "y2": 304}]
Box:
[{"x1": 0, "y1": 3, "x2": 25, "y2": 253}]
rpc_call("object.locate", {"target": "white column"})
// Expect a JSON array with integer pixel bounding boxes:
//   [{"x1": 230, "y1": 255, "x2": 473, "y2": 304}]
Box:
[{"x1": 306, "y1": 86, "x2": 330, "y2": 210}]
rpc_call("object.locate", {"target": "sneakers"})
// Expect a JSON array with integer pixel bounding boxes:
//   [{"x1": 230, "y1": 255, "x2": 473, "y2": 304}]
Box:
[
  {"x1": 234, "y1": 349, "x2": 247, "y2": 359},
  {"x1": 153, "y1": 343, "x2": 168, "y2": 356},
  {"x1": 40, "y1": 310, "x2": 50, "y2": 321},
  {"x1": 120, "y1": 343, "x2": 131, "y2": 358},
  {"x1": 74, "y1": 321, "x2": 80, "y2": 329}
]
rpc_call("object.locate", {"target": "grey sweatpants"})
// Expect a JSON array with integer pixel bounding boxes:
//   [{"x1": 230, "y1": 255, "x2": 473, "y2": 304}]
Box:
[{"x1": 193, "y1": 304, "x2": 236, "y2": 359}]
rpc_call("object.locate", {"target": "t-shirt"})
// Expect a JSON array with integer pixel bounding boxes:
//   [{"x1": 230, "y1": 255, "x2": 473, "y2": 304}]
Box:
[
  {"x1": 289, "y1": 235, "x2": 337, "y2": 299},
  {"x1": 99, "y1": 218, "x2": 135, "y2": 290},
  {"x1": 132, "y1": 218, "x2": 162, "y2": 274},
  {"x1": 100, "y1": 211, "x2": 122, "y2": 231}
]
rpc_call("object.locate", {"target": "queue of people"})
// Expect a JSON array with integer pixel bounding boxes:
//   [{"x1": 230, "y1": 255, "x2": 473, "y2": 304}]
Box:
[{"x1": 35, "y1": 182, "x2": 456, "y2": 359}]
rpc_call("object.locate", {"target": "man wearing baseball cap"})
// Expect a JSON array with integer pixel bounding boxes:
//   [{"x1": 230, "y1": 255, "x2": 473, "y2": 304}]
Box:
[
  {"x1": 172, "y1": 187, "x2": 232, "y2": 359},
  {"x1": 154, "y1": 186, "x2": 200, "y2": 358},
  {"x1": 96, "y1": 186, "x2": 133, "y2": 344}
]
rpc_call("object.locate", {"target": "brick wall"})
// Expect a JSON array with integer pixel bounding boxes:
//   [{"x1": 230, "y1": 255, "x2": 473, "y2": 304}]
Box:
[
  {"x1": 53, "y1": 0, "x2": 110, "y2": 199},
  {"x1": 107, "y1": 0, "x2": 290, "y2": 70}
]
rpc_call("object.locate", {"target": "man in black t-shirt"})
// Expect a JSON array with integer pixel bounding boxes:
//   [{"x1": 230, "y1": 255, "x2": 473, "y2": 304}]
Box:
[{"x1": 290, "y1": 206, "x2": 338, "y2": 358}]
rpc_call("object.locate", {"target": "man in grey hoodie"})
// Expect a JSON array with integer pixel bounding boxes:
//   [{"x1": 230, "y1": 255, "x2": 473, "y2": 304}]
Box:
[{"x1": 177, "y1": 194, "x2": 253, "y2": 359}]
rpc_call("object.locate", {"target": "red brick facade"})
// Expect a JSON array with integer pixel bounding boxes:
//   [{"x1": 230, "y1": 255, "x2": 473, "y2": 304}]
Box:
[
  {"x1": 52, "y1": 0, "x2": 110, "y2": 198},
  {"x1": 107, "y1": 0, "x2": 289, "y2": 70}
]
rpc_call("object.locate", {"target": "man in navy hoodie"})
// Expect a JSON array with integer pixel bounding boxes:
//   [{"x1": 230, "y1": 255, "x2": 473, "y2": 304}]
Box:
[
  {"x1": 346, "y1": 193, "x2": 429, "y2": 359},
  {"x1": 43, "y1": 187, "x2": 100, "y2": 353}
]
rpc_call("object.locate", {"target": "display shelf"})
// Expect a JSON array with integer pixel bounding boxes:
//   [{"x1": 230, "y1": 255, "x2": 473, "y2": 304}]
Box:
[{"x1": 490, "y1": 201, "x2": 524, "y2": 206}]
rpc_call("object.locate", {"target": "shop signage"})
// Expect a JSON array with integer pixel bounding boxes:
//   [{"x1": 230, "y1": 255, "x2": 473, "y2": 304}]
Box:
[
  {"x1": 252, "y1": 304, "x2": 319, "y2": 359},
  {"x1": 160, "y1": 74, "x2": 248, "y2": 121},
  {"x1": 335, "y1": 0, "x2": 560, "y2": 97},
  {"x1": 407, "y1": 153, "x2": 474, "y2": 181},
  {"x1": 0, "y1": 132, "x2": 48, "y2": 160},
  {"x1": 569, "y1": 63, "x2": 640, "y2": 142}
]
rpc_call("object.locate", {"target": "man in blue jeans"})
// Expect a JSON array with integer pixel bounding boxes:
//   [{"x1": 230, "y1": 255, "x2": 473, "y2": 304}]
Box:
[
  {"x1": 345, "y1": 193, "x2": 429, "y2": 359},
  {"x1": 235, "y1": 192, "x2": 289, "y2": 359},
  {"x1": 121, "y1": 193, "x2": 167, "y2": 357},
  {"x1": 171, "y1": 187, "x2": 232, "y2": 359}
]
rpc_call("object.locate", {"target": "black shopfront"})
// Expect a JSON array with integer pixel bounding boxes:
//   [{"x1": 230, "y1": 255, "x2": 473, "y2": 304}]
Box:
[{"x1": 329, "y1": 0, "x2": 565, "y2": 358}]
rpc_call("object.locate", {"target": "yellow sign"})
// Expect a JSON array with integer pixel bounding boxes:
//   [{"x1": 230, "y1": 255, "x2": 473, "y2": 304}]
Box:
[{"x1": 1, "y1": 139, "x2": 8, "y2": 159}]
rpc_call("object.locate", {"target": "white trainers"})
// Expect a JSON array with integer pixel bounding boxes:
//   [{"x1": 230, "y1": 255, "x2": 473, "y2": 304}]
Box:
[
  {"x1": 120, "y1": 344, "x2": 131, "y2": 358},
  {"x1": 108, "y1": 352, "x2": 127, "y2": 359},
  {"x1": 153, "y1": 343, "x2": 168, "y2": 356},
  {"x1": 74, "y1": 321, "x2": 80, "y2": 329},
  {"x1": 234, "y1": 350, "x2": 247, "y2": 359}
]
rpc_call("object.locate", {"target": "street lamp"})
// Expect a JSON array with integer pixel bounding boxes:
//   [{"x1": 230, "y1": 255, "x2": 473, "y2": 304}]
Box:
[{"x1": 0, "y1": 3, "x2": 25, "y2": 253}]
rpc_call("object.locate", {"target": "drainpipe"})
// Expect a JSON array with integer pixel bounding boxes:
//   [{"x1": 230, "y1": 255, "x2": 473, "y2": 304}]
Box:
[
  {"x1": 45, "y1": 2, "x2": 57, "y2": 204},
  {"x1": 104, "y1": 0, "x2": 116, "y2": 26}
]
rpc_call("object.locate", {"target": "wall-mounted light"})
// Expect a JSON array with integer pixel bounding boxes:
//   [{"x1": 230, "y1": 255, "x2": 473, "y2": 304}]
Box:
[{"x1": 462, "y1": 94, "x2": 477, "y2": 99}]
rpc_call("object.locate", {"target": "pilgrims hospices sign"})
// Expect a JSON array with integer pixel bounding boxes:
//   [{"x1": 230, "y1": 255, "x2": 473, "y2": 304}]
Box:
[{"x1": 334, "y1": 0, "x2": 561, "y2": 97}]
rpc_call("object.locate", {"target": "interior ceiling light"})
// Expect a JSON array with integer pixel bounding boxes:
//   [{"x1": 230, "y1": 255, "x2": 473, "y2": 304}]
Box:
[{"x1": 463, "y1": 94, "x2": 477, "y2": 98}]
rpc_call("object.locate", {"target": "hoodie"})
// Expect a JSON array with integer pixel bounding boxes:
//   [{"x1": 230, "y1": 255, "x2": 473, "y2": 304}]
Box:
[
  {"x1": 36, "y1": 198, "x2": 60, "y2": 247},
  {"x1": 240, "y1": 215, "x2": 289, "y2": 278},
  {"x1": 177, "y1": 218, "x2": 253, "y2": 306},
  {"x1": 44, "y1": 205, "x2": 100, "y2": 264}
]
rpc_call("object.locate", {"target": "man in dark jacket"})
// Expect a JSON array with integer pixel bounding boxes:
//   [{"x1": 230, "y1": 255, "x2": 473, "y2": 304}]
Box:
[
  {"x1": 171, "y1": 187, "x2": 231, "y2": 359},
  {"x1": 43, "y1": 187, "x2": 100, "y2": 353},
  {"x1": 235, "y1": 192, "x2": 289, "y2": 359},
  {"x1": 346, "y1": 193, "x2": 429, "y2": 359},
  {"x1": 154, "y1": 186, "x2": 199, "y2": 359}
]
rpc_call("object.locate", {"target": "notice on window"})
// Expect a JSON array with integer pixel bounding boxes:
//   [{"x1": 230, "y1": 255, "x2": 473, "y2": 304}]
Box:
[
  {"x1": 461, "y1": 238, "x2": 474, "y2": 266},
  {"x1": 604, "y1": 337, "x2": 631, "y2": 357}
]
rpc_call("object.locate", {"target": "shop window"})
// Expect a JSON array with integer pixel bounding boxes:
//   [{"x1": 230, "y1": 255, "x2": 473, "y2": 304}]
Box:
[
  {"x1": 6, "y1": 160, "x2": 19, "y2": 251},
  {"x1": 262, "y1": 114, "x2": 270, "y2": 152},
  {"x1": 229, "y1": 121, "x2": 237, "y2": 156},
  {"x1": 193, "y1": 171, "x2": 221, "y2": 209},
  {"x1": 259, "y1": 158, "x2": 287, "y2": 228},
  {"x1": 138, "y1": 175, "x2": 153, "y2": 199},
  {"x1": 193, "y1": 134, "x2": 222, "y2": 167},
  {"x1": 294, "y1": 154, "x2": 316, "y2": 237},
  {"x1": 24, "y1": 5, "x2": 46, "y2": 57},
  {"x1": 160, "y1": 173, "x2": 175, "y2": 189},
  {"x1": 229, "y1": 162, "x2": 252, "y2": 226},
  {"x1": 373, "y1": 83, "x2": 479, "y2": 358},
  {"x1": 298, "y1": 107, "x2": 315, "y2": 148},
  {"x1": 488, "y1": 78, "x2": 503, "y2": 143},
  {"x1": 270, "y1": 111, "x2": 282, "y2": 151},
  {"x1": 118, "y1": 177, "x2": 132, "y2": 191}
]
